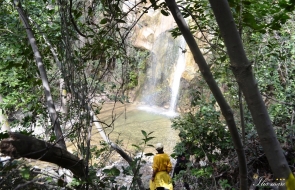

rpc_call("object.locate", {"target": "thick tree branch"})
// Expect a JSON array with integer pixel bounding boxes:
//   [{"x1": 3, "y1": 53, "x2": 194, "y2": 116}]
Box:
[
  {"x1": 13, "y1": 0, "x2": 66, "y2": 149},
  {"x1": 0, "y1": 133, "x2": 86, "y2": 179},
  {"x1": 164, "y1": 0, "x2": 248, "y2": 189},
  {"x1": 208, "y1": 0, "x2": 295, "y2": 189},
  {"x1": 29, "y1": 17, "x2": 68, "y2": 115}
]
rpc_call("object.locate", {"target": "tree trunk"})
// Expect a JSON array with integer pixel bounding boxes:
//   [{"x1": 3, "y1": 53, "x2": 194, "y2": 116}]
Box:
[
  {"x1": 164, "y1": 0, "x2": 248, "y2": 189},
  {"x1": 60, "y1": 81, "x2": 68, "y2": 115},
  {"x1": 208, "y1": 0, "x2": 295, "y2": 189},
  {"x1": 239, "y1": 88, "x2": 246, "y2": 144},
  {"x1": 27, "y1": 11, "x2": 145, "y2": 187},
  {"x1": 29, "y1": 17, "x2": 68, "y2": 116},
  {"x1": 0, "y1": 95, "x2": 10, "y2": 132},
  {"x1": 13, "y1": 0, "x2": 66, "y2": 149},
  {"x1": 0, "y1": 132, "x2": 85, "y2": 179}
]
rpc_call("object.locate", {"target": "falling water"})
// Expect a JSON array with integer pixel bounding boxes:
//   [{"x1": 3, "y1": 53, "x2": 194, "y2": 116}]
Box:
[
  {"x1": 168, "y1": 36, "x2": 186, "y2": 114},
  {"x1": 139, "y1": 30, "x2": 179, "y2": 105},
  {"x1": 138, "y1": 35, "x2": 186, "y2": 117}
]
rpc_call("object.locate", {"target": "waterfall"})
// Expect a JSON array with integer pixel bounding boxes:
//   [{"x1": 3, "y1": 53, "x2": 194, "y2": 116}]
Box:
[
  {"x1": 168, "y1": 36, "x2": 186, "y2": 114},
  {"x1": 138, "y1": 35, "x2": 186, "y2": 117}
]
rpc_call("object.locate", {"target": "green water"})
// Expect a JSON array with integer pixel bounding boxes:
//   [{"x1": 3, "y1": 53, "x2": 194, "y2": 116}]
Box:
[{"x1": 93, "y1": 104, "x2": 179, "y2": 154}]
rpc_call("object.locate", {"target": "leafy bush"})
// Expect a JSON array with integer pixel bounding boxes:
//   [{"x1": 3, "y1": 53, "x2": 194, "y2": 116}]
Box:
[
  {"x1": 172, "y1": 102, "x2": 233, "y2": 160},
  {"x1": 171, "y1": 102, "x2": 237, "y2": 189}
]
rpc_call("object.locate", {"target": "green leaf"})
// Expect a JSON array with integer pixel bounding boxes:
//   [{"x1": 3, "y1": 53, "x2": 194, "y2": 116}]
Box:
[
  {"x1": 100, "y1": 18, "x2": 108, "y2": 24},
  {"x1": 145, "y1": 137, "x2": 155, "y2": 142},
  {"x1": 148, "y1": 131, "x2": 154, "y2": 135},
  {"x1": 103, "y1": 166, "x2": 120, "y2": 176},
  {"x1": 144, "y1": 153, "x2": 154, "y2": 156},
  {"x1": 161, "y1": 9, "x2": 169, "y2": 16},
  {"x1": 220, "y1": 55, "x2": 227, "y2": 62},
  {"x1": 46, "y1": 177, "x2": 53, "y2": 183},
  {"x1": 0, "y1": 132, "x2": 9, "y2": 140},
  {"x1": 20, "y1": 167, "x2": 30, "y2": 180},
  {"x1": 141, "y1": 130, "x2": 147, "y2": 137},
  {"x1": 132, "y1": 144, "x2": 140, "y2": 149}
]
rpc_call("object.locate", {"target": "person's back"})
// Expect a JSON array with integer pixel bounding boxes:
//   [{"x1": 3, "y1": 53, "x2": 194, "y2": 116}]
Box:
[
  {"x1": 153, "y1": 153, "x2": 172, "y2": 173},
  {"x1": 150, "y1": 143, "x2": 173, "y2": 190}
]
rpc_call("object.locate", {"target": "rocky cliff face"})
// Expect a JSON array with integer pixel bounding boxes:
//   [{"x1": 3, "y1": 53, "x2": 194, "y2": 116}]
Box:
[
  {"x1": 124, "y1": 1, "x2": 201, "y2": 110},
  {"x1": 131, "y1": 3, "x2": 198, "y2": 81}
]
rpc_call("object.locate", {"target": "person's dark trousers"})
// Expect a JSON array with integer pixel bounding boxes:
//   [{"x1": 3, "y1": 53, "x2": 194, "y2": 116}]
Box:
[{"x1": 184, "y1": 182, "x2": 190, "y2": 190}]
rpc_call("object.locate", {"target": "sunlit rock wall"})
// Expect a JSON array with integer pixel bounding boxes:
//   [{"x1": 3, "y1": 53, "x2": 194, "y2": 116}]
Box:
[{"x1": 124, "y1": 0, "x2": 201, "y2": 109}]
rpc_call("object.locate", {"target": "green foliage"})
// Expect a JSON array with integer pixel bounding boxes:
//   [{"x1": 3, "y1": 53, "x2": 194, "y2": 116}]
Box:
[
  {"x1": 172, "y1": 102, "x2": 233, "y2": 161},
  {"x1": 0, "y1": 160, "x2": 48, "y2": 189},
  {"x1": 243, "y1": 16, "x2": 295, "y2": 147},
  {"x1": 90, "y1": 141, "x2": 108, "y2": 159},
  {"x1": 149, "y1": 0, "x2": 170, "y2": 17},
  {"x1": 0, "y1": 132, "x2": 9, "y2": 140},
  {"x1": 219, "y1": 179, "x2": 232, "y2": 190},
  {"x1": 127, "y1": 71, "x2": 138, "y2": 89},
  {"x1": 233, "y1": 0, "x2": 295, "y2": 32},
  {"x1": 171, "y1": 100, "x2": 237, "y2": 189},
  {"x1": 20, "y1": 165, "x2": 31, "y2": 180},
  {"x1": 3, "y1": 0, "x2": 295, "y2": 189},
  {"x1": 103, "y1": 166, "x2": 121, "y2": 177},
  {"x1": 124, "y1": 49, "x2": 150, "y2": 90},
  {"x1": 0, "y1": 0, "x2": 60, "y2": 130},
  {"x1": 126, "y1": 130, "x2": 154, "y2": 189},
  {"x1": 69, "y1": 178, "x2": 84, "y2": 187},
  {"x1": 67, "y1": 130, "x2": 155, "y2": 189}
]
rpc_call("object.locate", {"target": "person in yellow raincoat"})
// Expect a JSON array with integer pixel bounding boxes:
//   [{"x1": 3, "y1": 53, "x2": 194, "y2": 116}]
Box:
[{"x1": 149, "y1": 143, "x2": 173, "y2": 190}]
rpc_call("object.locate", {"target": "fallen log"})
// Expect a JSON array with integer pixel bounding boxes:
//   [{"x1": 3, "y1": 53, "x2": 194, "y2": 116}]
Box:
[{"x1": 0, "y1": 132, "x2": 86, "y2": 179}]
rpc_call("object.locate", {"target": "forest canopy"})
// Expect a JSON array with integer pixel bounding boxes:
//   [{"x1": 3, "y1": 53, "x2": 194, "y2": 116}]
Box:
[{"x1": 1, "y1": 0, "x2": 295, "y2": 189}]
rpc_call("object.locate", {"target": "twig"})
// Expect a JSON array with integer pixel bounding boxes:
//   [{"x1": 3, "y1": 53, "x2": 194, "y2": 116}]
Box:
[{"x1": 14, "y1": 177, "x2": 42, "y2": 190}]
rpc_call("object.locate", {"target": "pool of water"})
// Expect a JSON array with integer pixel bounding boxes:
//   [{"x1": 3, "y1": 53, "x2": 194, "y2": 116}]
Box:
[{"x1": 91, "y1": 103, "x2": 179, "y2": 155}]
